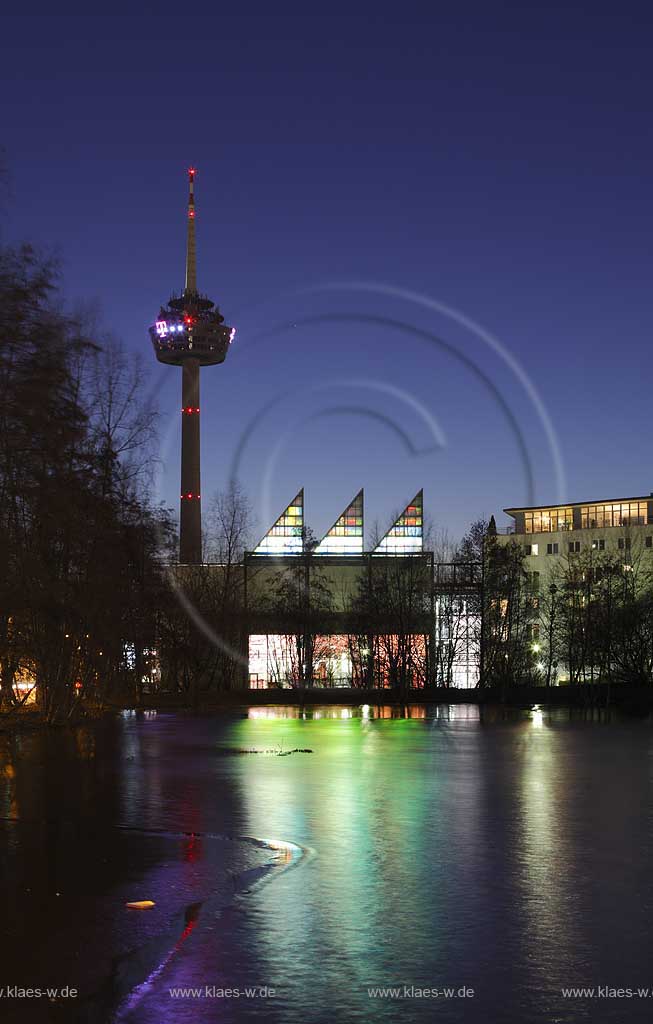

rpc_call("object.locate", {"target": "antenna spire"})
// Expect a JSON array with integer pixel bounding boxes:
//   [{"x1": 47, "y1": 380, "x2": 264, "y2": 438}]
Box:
[{"x1": 184, "y1": 167, "x2": 197, "y2": 295}]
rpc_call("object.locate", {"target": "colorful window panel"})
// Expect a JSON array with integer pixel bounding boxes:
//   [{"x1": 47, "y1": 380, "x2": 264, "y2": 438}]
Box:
[
  {"x1": 252, "y1": 489, "x2": 304, "y2": 555},
  {"x1": 314, "y1": 490, "x2": 364, "y2": 555},
  {"x1": 374, "y1": 490, "x2": 423, "y2": 554}
]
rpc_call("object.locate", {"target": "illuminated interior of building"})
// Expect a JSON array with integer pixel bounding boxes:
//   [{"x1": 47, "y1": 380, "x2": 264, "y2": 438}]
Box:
[
  {"x1": 580, "y1": 501, "x2": 648, "y2": 529},
  {"x1": 523, "y1": 507, "x2": 573, "y2": 533},
  {"x1": 373, "y1": 490, "x2": 423, "y2": 554},
  {"x1": 507, "y1": 495, "x2": 653, "y2": 535},
  {"x1": 314, "y1": 490, "x2": 364, "y2": 555},
  {"x1": 252, "y1": 489, "x2": 304, "y2": 555}
]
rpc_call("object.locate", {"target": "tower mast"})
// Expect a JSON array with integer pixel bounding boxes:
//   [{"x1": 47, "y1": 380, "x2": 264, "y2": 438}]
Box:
[{"x1": 185, "y1": 167, "x2": 197, "y2": 295}]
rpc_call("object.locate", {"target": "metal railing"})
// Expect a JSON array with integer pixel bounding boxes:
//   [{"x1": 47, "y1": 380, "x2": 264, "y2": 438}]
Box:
[{"x1": 582, "y1": 516, "x2": 650, "y2": 529}]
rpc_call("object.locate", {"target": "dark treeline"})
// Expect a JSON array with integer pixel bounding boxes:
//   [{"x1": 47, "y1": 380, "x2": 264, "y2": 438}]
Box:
[
  {"x1": 156, "y1": 484, "x2": 252, "y2": 704},
  {"x1": 0, "y1": 244, "x2": 174, "y2": 721}
]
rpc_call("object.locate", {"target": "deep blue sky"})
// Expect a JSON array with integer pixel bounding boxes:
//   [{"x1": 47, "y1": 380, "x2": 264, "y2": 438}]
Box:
[{"x1": 2, "y1": 8, "x2": 652, "y2": 542}]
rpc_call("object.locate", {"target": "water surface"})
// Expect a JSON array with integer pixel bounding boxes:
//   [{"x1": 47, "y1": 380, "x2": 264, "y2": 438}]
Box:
[{"x1": 2, "y1": 705, "x2": 652, "y2": 1022}]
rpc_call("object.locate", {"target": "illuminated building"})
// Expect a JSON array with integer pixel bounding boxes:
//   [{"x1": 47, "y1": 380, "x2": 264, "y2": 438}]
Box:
[
  {"x1": 149, "y1": 169, "x2": 234, "y2": 564},
  {"x1": 373, "y1": 490, "x2": 423, "y2": 555},
  {"x1": 243, "y1": 489, "x2": 480, "y2": 689},
  {"x1": 498, "y1": 492, "x2": 653, "y2": 682},
  {"x1": 314, "y1": 490, "x2": 364, "y2": 556},
  {"x1": 252, "y1": 490, "x2": 305, "y2": 556},
  {"x1": 500, "y1": 493, "x2": 653, "y2": 563}
]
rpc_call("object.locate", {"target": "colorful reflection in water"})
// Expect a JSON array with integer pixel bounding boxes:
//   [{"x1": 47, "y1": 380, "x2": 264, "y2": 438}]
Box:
[
  {"x1": 246, "y1": 703, "x2": 482, "y2": 721},
  {"x1": 1, "y1": 708, "x2": 653, "y2": 1024}
]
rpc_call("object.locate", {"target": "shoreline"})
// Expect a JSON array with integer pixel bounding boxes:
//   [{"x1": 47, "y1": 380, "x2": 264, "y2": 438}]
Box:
[
  {"x1": 130, "y1": 682, "x2": 653, "y2": 712},
  {"x1": 4, "y1": 682, "x2": 653, "y2": 731}
]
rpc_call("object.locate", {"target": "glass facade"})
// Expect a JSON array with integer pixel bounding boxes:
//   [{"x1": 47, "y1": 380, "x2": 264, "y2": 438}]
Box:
[
  {"x1": 524, "y1": 508, "x2": 573, "y2": 533},
  {"x1": 248, "y1": 634, "x2": 359, "y2": 688},
  {"x1": 580, "y1": 501, "x2": 648, "y2": 529},
  {"x1": 374, "y1": 490, "x2": 423, "y2": 554},
  {"x1": 518, "y1": 499, "x2": 651, "y2": 534},
  {"x1": 314, "y1": 490, "x2": 364, "y2": 555},
  {"x1": 252, "y1": 489, "x2": 304, "y2": 555},
  {"x1": 248, "y1": 633, "x2": 448, "y2": 688}
]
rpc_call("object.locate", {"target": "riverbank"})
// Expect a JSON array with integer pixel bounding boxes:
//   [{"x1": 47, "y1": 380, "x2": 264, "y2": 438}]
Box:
[
  {"x1": 4, "y1": 682, "x2": 653, "y2": 731},
  {"x1": 130, "y1": 682, "x2": 653, "y2": 713}
]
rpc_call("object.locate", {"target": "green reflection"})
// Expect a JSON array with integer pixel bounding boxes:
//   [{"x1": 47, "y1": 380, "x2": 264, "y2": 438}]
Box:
[{"x1": 226, "y1": 709, "x2": 484, "y2": 999}]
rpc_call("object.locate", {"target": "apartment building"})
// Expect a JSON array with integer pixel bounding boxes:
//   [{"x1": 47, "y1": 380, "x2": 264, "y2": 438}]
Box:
[{"x1": 501, "y1": 494, "x2": 653, "y2": 566}]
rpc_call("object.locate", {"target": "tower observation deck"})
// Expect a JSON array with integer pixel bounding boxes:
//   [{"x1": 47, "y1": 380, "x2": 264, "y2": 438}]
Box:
[{"x1": 149, "y1": 169, "x2": 234, "y2": 564}]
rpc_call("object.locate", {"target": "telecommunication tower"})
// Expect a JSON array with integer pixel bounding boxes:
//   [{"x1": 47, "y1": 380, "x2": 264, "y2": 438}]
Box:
[{"x1": 149, "y1": 169, "x2": 234, "y2": 563}]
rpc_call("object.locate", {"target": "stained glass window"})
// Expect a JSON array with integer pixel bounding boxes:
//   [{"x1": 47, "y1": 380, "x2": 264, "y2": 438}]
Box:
[
  {"x1": 314, "y1": 490, "x2": 364, "y2": 555},
  {"x1": 252, "y1": 489, "x2": 304, "y2": 555},
  {"x1": 374, "y1": 490, "x2": 423, "y2": 554}
]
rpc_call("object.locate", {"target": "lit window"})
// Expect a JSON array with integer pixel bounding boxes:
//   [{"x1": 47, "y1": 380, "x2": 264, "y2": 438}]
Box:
[
  {"x1": 592, "y1": 539, "x2": 605, "y2": 551},
  {"x1": 581, "y1": 501, "x2": 647, "y2": 529},
  {"x1": 252, "y1": 490, "x2": 305, "y2": 555},
  {"x1": 314, "y1": 490, "x2": 364, "y2": 556},
  {"x1": 374, "y1": 491, "x2": 423, "y2": 555},
  {"x1": 524, "y1": 508, "x2": 573, "y2": 533}
]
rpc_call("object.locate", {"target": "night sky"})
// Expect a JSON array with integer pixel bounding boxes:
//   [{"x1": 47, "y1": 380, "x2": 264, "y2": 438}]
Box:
[{"x1": 3, "y1": 9, "x2": 652, "y2": 543}]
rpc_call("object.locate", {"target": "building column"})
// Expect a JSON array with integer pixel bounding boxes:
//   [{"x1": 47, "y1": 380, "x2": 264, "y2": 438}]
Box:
[{"x1": 180, "y1": 358, "x2": 202, "y2": 564}]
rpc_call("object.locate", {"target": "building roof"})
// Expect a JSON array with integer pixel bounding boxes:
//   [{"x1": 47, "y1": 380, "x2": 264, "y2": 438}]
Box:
[{"x1": 504, "y1": 493, "x2": 653, "y2": 516}]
